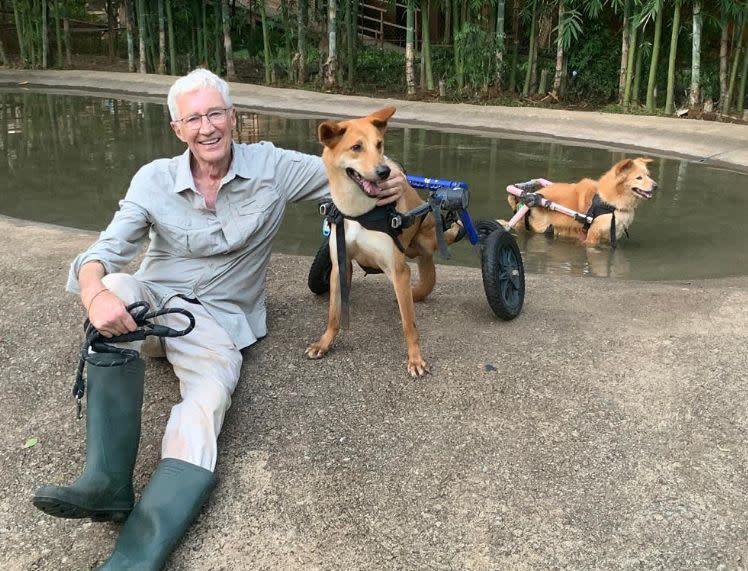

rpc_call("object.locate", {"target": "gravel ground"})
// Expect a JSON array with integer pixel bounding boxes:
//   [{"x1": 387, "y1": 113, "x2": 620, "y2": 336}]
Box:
[{"x1": 0, "y1": 217, "x2": 745, "y2": 570}]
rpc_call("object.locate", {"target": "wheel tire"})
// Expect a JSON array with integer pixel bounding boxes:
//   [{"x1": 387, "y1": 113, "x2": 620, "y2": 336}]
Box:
[
  {"x1": 481, "y1": 227, "x2": 525, "y2": 320},
  {"x1": 308, "y1": 238, "x2": 332, "y2": 295},
  {"x1": 475, "y1": 219, "x2": 505, "y2": 250}
]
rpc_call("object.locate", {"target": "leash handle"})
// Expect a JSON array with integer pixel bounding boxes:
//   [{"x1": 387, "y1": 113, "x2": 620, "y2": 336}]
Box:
[
  {"x1": 104, "y1": 306, "x2": 196, "y2": 343},
  {"x1": 72, "y1": 302, "x2": 195, "y2": 417}
]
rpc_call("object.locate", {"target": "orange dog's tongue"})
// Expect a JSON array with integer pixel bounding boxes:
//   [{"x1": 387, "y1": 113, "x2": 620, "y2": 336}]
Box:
[{"x1": 362, "y1": 179, "x2": 381, "y2": 196}]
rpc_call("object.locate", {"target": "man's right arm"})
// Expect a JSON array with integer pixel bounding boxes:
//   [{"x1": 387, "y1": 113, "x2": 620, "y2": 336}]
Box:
[{"x1": 69, "y1": 183, "x2": 153, "y2": 336}]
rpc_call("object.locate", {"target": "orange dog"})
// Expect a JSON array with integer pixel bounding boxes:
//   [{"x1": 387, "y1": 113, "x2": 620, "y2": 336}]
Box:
[
  {"x1": 304, "y1": 107, "x2": 461, "y2": 377},
  {"x1": 508, "y1": 158, "x2": 657, "y2": 246}
]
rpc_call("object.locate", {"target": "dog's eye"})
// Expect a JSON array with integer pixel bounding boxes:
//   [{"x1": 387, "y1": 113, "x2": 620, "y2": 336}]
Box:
[
  {"x1": 636, "y1": 175, "x2": 643, "y2": 180},
  {"x1": 351, "y1": 144, "x2": 363, "y2": 152},
  {"x1": 376, "y1": 141, "x2": 383, "y2": 150}
]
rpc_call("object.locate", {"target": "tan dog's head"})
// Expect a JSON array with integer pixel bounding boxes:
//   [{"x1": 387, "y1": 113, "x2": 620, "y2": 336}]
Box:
[
  {"x1": 318, "y1": 107, "x2": 396, "y2": 214},
  {"x1": 609, "y1": 157, "x2": 658, "y2": 204}
]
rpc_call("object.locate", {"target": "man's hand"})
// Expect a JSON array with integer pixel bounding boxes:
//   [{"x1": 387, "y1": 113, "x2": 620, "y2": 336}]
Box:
[
  {"x1": 85, "y1": 289, "x2": 138, "y2": 338},
  {"x1": 376, "y1": 159, "x2": 408, "y2": 206},
  {"x1": 79, "y1": 261, "x2": 137, "y2": 338}
]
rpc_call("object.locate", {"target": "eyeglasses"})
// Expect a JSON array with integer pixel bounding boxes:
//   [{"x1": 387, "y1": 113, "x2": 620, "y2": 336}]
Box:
[{"x1": 176, "y1": 107, "x2": 232, "y2": 131}]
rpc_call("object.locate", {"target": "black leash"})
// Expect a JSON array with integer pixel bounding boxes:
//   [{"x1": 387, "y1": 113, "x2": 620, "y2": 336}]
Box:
[{"x1": 72, "y1": 301, "x2": 195, "y2": 419}]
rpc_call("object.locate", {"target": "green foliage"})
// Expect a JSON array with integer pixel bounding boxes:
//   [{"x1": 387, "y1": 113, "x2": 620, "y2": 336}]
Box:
[
  {"x1": 431, "y1": 45, "x2": 455, "y2": 83},
  {"x1": 554, "y1": 8, "x2": 584, "y2": 50},
  {"x1": 355, "y1": 46, "x2": 406, "y2": 89},
  {"x1": 5, "y1": 0, "x2": 745, "y2": 110},
  {"x1": 306, "y1": 46, "x2": 322, "y2": 70},
  {"x1": 454, "y1": 23, "x2": 495, "y2": 89},
  {"x1": 566, "y1": 22, "x2": 620, "y2": 102},
  {"x1": 697, "y1": 57, "x2": 721, "y2": 102}
]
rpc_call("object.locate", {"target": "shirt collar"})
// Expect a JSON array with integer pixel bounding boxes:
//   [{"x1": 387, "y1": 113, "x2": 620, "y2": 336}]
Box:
[
  {"x1": 172, "y1": 143, "x2": 250, "y2": 194},
  {"x1": 172, "y1": 148, "x2": 196, "y2": 193},
  {"x1": 229, "y1": 143, "x2": 254, "y2": 180}
]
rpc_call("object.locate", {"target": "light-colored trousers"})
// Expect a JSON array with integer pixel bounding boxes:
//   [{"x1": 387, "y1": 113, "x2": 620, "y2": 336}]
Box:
[{"x1": 101, "y1": 273, "x2": 242, "y2": 472}]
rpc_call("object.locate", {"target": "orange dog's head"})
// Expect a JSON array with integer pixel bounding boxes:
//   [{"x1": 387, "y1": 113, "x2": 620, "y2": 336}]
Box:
[
  {"x1": 318, "y1": 107, "x2": 396, "y2": 210},
  {"x1": 603, "y1": 157, "x2": 658, "y2": 206}
]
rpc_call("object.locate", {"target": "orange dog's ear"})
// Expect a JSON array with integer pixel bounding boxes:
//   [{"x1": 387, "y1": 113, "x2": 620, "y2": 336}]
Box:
[
  {"x1": 639, "y1": 157, "x2": 654, "y2": 164},
  {"x1": 614, "y1": 158, "x2": 634, "y2": 176},
  {"x1": 369, "y1": 106, "x2": 396, "y2": 130},
  {"x1": 318, "y1": 121, "x2": 347, "y2": 148}
]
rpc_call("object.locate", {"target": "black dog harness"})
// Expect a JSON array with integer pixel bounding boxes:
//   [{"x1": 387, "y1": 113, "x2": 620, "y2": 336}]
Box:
[
  {"x1": 320, "y1": 200, "x2": 429, "y2": 329},
  {"x1": 582, "y1": 194, "x2": 627, "y2": 248},
  {"x1": 330, "y1": 202, "x2": 408, "y2": 253}
]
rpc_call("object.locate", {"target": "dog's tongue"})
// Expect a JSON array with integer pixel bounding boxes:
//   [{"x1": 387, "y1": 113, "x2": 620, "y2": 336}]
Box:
[{"x1": 362, "y1": 179, "x2": 381, "y2": 196}]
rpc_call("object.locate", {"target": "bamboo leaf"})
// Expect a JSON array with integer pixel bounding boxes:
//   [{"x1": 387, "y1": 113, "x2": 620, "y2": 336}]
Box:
[{"x1": 23, "y1": 437, "x2": 38, "y2": 449}]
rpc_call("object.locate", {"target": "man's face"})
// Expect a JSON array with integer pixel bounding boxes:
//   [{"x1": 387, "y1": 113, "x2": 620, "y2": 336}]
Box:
[{"x1": 171, "y1": 87, "x2": 236, "y2": 168}]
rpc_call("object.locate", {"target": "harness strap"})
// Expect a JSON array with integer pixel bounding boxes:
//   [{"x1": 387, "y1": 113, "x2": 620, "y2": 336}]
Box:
[
  {"x1": 429, "y1": 196, "x2": 450, "y2": 259},
  {"x1": 583, "y1": 194, "x2": 618, "y2": 248},
  {"x1": 349, "y1": 204, "x2": 407, "y2": 253},
  {"x1": 332, "y1": 212, "x2": 351, "y2": 330},
  {"x1": 522, "y1": 192, "x2": 544, "y2": 231},
  {"x1": 320, "y1": 201, "x2": 428, "y2": 329}
]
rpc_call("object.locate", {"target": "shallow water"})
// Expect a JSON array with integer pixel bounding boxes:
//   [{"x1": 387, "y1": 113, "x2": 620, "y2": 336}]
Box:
[{"x1": 1, "y1": 90, "x2": 747, "y2": 280}]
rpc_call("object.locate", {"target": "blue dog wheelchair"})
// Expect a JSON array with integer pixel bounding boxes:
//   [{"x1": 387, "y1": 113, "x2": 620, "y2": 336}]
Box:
[{"x1": 307, "y1": 174, "x2": 525, "y2": 321}]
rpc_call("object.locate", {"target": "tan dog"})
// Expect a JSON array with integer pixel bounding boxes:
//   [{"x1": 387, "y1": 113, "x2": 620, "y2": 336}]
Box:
[
  {"x1": 304, "y1": 107, "x2": 461, "y2": 377},
  {"x1": 507, "y1": 158, "x2": 657, "y2": 246}
]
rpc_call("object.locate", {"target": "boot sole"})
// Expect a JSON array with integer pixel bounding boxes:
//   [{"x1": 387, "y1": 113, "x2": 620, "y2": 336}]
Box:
[{"x1": 33, "y1": 496, "x2": 131, "y2": 523}]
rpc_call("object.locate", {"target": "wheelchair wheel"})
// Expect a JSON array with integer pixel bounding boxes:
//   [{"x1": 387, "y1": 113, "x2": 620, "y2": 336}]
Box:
[
  {"x1": 308, "y1": 238, "x2": 332, "y2": 295},
  {"x1": 475, "y1": 219, "x2": 504, "y2": 249},
  {"x1": 481, "y1": 227, "x2": 525, "y2": 320}
]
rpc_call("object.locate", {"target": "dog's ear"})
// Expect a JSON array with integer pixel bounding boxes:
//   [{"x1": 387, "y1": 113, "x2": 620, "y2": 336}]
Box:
[
  {"x1": 638, "y1": 157, "x2": 654, "y2": 164},
  {"x1": 614, "y1": 158, "x2": 634, "y2": 177},
  {"x1": 318, "y1": 121, "x2": 347, "y2": 148},
  {"x1": 369, "y1": 106, "x2": 397, "y2": 130}
]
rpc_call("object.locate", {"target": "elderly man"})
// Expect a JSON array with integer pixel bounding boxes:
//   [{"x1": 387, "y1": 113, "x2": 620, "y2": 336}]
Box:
[{"x1": 31, "y1": 68, "x2": 406, "y2": 570}]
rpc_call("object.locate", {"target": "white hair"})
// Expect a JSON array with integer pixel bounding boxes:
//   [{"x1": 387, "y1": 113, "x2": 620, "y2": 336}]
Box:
[{"x1": 167, "y1": 68, "x2": 232, "y2": 120}]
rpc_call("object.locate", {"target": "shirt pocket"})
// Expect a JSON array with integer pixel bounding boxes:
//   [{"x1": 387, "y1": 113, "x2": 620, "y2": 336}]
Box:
[
  {"x1": 235, "y1": 191, "x2": 280, "y2": 244},
  {"x1": 155, "y1": 215, "x2": 192, "y2": 255},
  {"x1": 158, "y1": 215, "x2": 224, "y2": 257}
]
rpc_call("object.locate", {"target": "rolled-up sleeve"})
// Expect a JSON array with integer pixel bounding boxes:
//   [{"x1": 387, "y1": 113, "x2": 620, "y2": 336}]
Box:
[
  {"x1": 272, "y1": 147, "x2": 331, "y2": 203},
  {"x1": 66, "y1": 186, "x2": 151, "y2": 294}
]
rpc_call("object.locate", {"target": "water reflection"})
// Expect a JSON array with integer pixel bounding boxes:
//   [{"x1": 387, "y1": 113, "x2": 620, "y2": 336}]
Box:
[
  {"x1": 1, "y1": 90, "x2": 747, "y2": 281},
  {"x1": 516, "y1": 233, "x2": 633, "y2": 278}
]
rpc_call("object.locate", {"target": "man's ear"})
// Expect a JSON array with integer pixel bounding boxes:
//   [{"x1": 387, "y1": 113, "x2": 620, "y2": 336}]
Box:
[
  {"x1": 171, "y1": 120, "x2": 188, "y2": 144},
  {"x1": 369, "y1": 106, "x2": 396, "y2": 131},
  {"x1": 318, "y1": 121, "x2": 347, "y2": 148}
]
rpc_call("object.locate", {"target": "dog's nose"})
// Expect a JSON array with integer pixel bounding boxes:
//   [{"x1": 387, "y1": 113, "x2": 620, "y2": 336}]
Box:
[
  {"x1": 375, "y1": 164, "x2": 391, "y2": 180},
  {"x1": 651, "y1": 181, "x2": 658, "y2": 191}
]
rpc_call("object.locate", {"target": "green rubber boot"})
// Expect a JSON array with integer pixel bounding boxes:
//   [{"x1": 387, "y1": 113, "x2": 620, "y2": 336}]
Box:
[
  {"x1": 33, "y1": 353, "x2": 145, "y2": 522},
  {"x1": 96, "y1": 458, "x2": 216, "y2": 571}
]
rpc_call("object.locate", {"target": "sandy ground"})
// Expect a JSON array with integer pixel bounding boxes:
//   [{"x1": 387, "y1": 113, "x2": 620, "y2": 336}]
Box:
[{"x1": 0, "y1": 71, "x2": 746, "y2": 570}]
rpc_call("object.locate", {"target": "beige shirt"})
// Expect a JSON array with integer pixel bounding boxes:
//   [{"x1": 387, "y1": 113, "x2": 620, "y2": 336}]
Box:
[{"x1": 67, "y1": 142, "x2": 330, "y2": 349}]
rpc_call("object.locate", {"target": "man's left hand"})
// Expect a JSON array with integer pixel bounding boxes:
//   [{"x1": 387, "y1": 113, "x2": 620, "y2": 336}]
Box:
[{"x1": 376, "y1": 159, "x2": 407, "y2": 206}]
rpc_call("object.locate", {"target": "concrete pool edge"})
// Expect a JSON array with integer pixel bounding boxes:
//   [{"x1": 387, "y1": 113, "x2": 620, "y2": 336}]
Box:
[{"x1": 2, "y1": 69, "x2": 747, "y2": 174}]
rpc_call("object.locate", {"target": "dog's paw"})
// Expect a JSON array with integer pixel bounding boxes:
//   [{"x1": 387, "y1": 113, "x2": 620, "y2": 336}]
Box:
[
  {"x1": 407, "y1": 357, "x2": 430, "y2": 378},
  {"x1": 304, "y1": 343, "x2": 329, "y2": 359}
]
